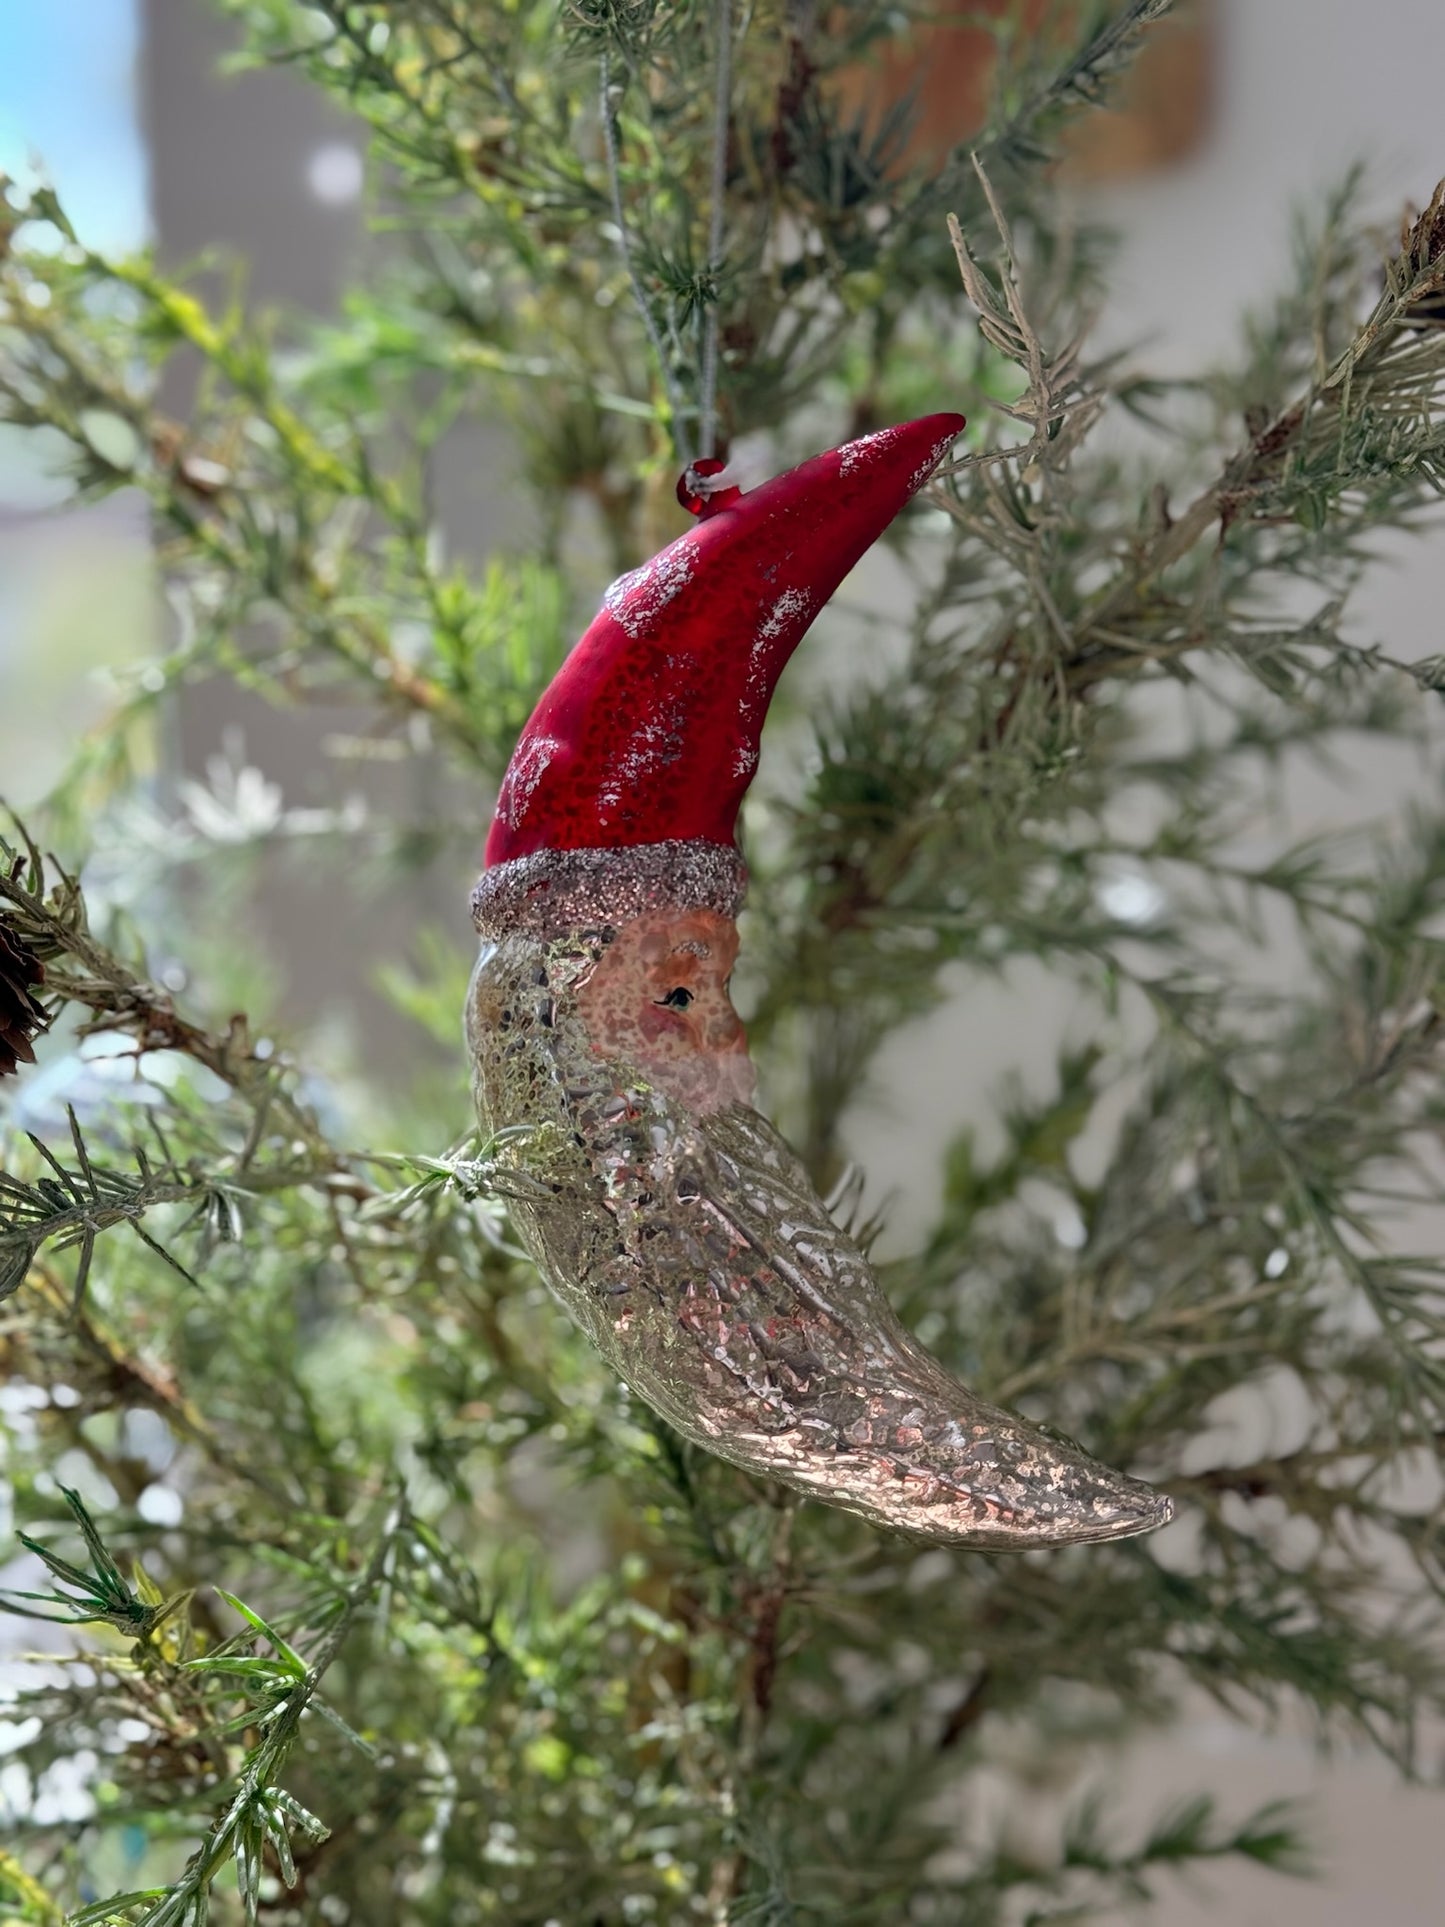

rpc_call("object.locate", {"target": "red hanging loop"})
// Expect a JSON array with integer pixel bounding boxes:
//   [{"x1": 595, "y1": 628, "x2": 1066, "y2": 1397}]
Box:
[{"x1": 677, "y1": 454, "x2": 742, "y2": 519}]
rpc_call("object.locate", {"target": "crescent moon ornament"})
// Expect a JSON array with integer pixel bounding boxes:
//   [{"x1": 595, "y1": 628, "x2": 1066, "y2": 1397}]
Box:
[{"x1": 466, "y1": 415, "x2": 1172, "y2": 1548}]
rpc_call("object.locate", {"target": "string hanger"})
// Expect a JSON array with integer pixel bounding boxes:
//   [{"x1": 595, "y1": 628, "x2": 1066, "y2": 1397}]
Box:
[{"x1": 596, "y1": 0, "x2": 733, "y2": 469}]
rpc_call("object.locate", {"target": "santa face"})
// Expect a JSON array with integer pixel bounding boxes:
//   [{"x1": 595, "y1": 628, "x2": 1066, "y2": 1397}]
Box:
[
  {"x1": 465, "y1": 907, "x2": 1172, "y2": 1549},
  {"x1": 574, "y1": 908, "x2": 755, "y2": 1115}
]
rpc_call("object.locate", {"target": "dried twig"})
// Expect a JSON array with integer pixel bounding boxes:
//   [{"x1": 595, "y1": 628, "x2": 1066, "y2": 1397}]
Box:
[{"x1": 945, "y1": 155, "x2": 1097, "y2": 476}]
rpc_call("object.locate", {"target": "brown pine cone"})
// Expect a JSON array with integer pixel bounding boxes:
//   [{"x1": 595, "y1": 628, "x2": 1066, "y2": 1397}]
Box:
[
  {"x1": 1398, "y1": 182, "x2": 1445, "y2": 329},
  {"x1": 0, "y1": 917, "x2": 49, "y2": 1077}
]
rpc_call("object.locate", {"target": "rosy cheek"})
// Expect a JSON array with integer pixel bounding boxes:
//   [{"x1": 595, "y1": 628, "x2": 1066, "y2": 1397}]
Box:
[
  {"x1": 694, "y1": 1010, "x2": 734, "y2": 1050},
  {"x1": 638, "y1": 1005, "x2": 690, "y2": 1044}
]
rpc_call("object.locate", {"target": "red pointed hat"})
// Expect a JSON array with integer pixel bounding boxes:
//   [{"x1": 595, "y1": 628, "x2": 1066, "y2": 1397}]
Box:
[{"x1": 484, "y1": 412, "x2": 965, "y2": 868}]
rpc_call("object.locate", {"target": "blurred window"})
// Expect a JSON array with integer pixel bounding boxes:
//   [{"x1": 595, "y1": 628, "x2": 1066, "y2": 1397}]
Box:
[
  {"x1": 0, "y1": 1, "x2": 148, "y2": 255},
  {"x1": 0, "y1": 1, "x2": 150, "y2": 803}
]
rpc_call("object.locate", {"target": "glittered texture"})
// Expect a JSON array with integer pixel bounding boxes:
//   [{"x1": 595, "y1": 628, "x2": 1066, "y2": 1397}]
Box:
[
  {"x1": 472, "y1": 840, "x2": 747, "y2": 940},
  {"x1": 466, "y1": 904, "x2": 1174, "y2": 1550},
  {"x1": 483, "y1": 413, "x2": 966, "y2": 866}
]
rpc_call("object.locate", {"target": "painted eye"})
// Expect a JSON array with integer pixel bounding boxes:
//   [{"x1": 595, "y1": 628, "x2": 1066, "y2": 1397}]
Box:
[{"x1": 657, "y1": 986, "x2": 694, "y2": 1010}]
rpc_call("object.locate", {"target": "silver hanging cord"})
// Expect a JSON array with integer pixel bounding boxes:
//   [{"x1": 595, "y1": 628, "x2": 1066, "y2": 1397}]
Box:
[
  {"x1": 698, "y1": 0, "x2": 732, "y2": 461},
  {"x1": 599, "y1": 51, "x2": 694, "y2": 464}
]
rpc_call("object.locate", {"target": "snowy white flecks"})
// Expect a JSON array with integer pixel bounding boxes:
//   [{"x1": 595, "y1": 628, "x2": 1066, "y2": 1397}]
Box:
[
  {"x1": 754, "y1": 586, "x2": 812, "y2": 653},
  {"x1": 602, "y1": 540, "x2": 698, "y2": 638},
  {"x1": 736, "y1": 587, "x2": 815, "y2": 750},
  {"x1": 837, "y1": 424, "x2": 904, "y2": 476},
  {"x1": 908, "y1": 427, "x2": 960, "y2": 494},
  {"x1": 496, "y1": 732, "x2": 560, "y2": 827},
  {"x1": 596, "y1": 692, "x2": 689, "y2": 819}
]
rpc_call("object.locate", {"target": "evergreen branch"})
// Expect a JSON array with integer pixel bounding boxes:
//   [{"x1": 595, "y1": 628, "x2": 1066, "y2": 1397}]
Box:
[
  {"x1": 932, "y1": 166, "x2": 1445, "y2": 697},
  {"x1": 0, "y1": 217, "x2": 517, "y2": 765},
  {"x1": 0, "y1": 1849, "x2": 66, "y2": 1926},
  {"x1": 746, "y1": 167, "x2": 1445, "y2": 1140},
  {"x1": 976, "y1": 0, "x2": 1179, "y2": 172},
  {"x1": 0, "y1": 1109, "x2": 362, "y2": 1306},
  {"x1": 1, "y1": 1118, "x2": 200, "y2": 1304},
  {"x1": 1110, "y1": 960, "x2": 1445, "y2": 1424},
  {"x1": 20, "y1": 1262, "x2": 299, "y2": 1507},
  {"x1": 945, "y1": 158, "x2": 1095, "y2": 476},
  {"x1": 1050, "y1": 1788, "x2": 1311, "y2": 1898},
  {"x1": 87, "y1": 1502, "x2": 405, "y2": 1927},
  {"x1": 0, "y1": 821, "x2": 337, "y2": 1155},
  {"x1": 357, "y1": 1135, "x2": 554, "y2": 1218},
  {"x1": 2, "y1": 1486, "x2": 191, "y2": 1637},
  {"x1": 5, "y1": 6, "x2": 1445, "y2": 1919},
  {"x1": 883, "y1": 0, "x2": 1180, "y2": 261},
  {"x1": 0, "y1": 823, "x2": 383, "y2": 1308},
  {"x1": 1064, "y1": 244, "x2": 1445, "y2": 690}
]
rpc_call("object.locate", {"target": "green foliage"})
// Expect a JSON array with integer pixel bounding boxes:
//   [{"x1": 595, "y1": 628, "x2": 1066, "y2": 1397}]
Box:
[
  {"x1": 3, "y1": 2, "x2": 1445, "y2": 1922},
  {"x1": 2, "y1": 1487, "x2": 191, "y2": 1635}
]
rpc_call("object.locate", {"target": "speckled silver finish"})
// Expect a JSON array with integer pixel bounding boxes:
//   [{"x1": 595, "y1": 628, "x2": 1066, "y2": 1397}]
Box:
[
  {"x1": 465, "y1": 846, "x2": 1173, "y2": 1550},
  {"x1": 472, "y1": 841, "x2": 746, "y2": 941}
]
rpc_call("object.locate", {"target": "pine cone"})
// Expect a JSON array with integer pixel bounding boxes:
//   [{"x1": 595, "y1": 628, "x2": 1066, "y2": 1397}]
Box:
[
  {"x1": 0, "y1": 916, "x2": 49, "y2": 1077},
  {"x1": 1398, "y1": 181, "x2": 1445, "y2": 329}
]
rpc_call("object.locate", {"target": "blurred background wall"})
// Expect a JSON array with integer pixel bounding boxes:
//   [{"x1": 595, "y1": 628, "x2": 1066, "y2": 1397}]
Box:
[
  {"x1": 2, "y1": 3, "x2": 1443, "y2": 1919},
  {"x1": 0, "y1": 2, "x2": 152, "y2": 806}
]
